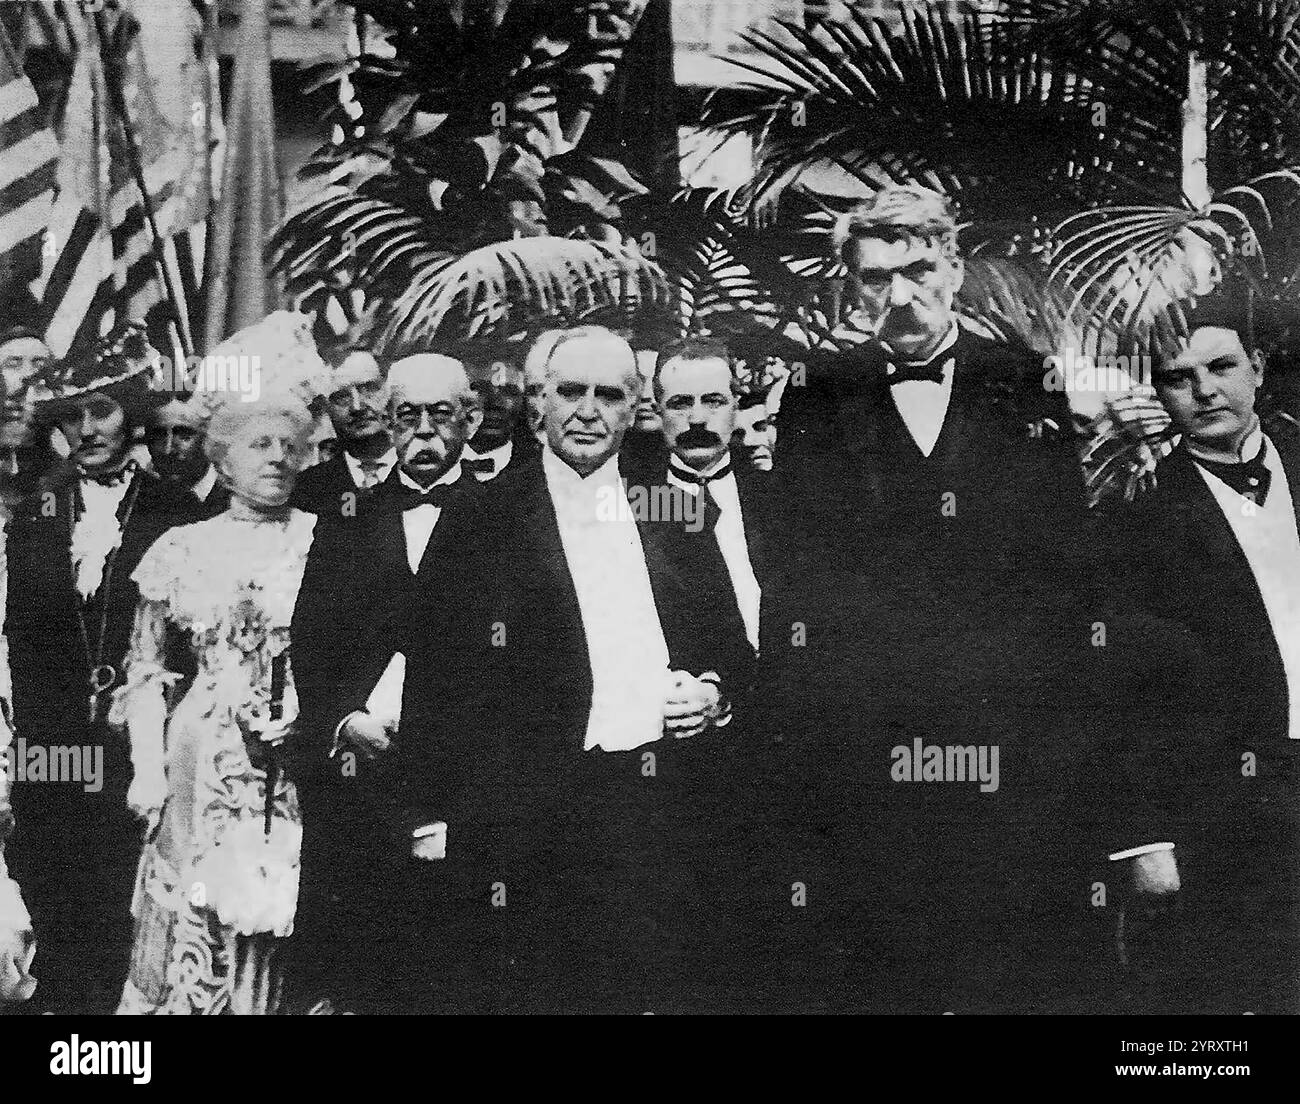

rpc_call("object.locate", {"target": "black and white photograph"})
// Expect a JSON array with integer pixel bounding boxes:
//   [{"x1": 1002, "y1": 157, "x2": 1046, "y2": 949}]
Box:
[{"x1": 0, "y1": 0, "x2": 1297, "y2": 1050}]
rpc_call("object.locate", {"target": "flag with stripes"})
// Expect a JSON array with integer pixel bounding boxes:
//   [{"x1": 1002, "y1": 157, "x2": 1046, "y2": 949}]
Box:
[
  {"x1": 33, "y1": 3, "x2": 211, "y2": 359},
  {"x1": 0, "y1": 19, "x2": 59, "y2": 294}
]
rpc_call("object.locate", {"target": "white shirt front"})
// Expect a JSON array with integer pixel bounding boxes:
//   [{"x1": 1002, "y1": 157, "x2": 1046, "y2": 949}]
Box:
[
  {"x1": 344, "y1": 462, "x2": 464, "y2": 735},
  {"x1": 463, "y1": 439, "x2": 513, "y2": 481},
  {"x1": 884, "y1": 324, "x2": 960, "y2": 457},
  {"x1": 343, "y1": 448, "x2": 398, "y2": 489},
  {"x1": 1106, "y1": 428, "x2": 1298, "y2": 864},
  {"x1": 71, "y1": 476, "x2": 131, "y2": 601},
  {"x1": 1194, "y1": 429, "x2": 1300, "y2": 740},
  {"x1": 191, "y1": 465, "x2": 219, "y2": 504},
  {"x1": 542, "y1": 446, "x2": 670, "y2": 752},
  {"x1": 398, "y1": 463, "x2": 462, "y2": 574},
  {"x1": 667, "y1": 456, "x2": 762, "y2": 652}
]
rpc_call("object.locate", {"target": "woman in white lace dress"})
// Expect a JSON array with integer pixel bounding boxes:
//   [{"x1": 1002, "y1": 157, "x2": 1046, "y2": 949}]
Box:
[{"x1": 111, "y1": 392, "x2": 318, "y2": 1014}]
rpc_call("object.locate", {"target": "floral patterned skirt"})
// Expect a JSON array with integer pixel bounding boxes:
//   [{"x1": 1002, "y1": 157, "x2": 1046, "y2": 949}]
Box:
[{"x1": 116, "y1": 844, "x2": 283, "y2": 1016}]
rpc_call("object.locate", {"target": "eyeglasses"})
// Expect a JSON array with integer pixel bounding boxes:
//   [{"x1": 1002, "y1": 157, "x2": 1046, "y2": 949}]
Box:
[{"x1": 393, "y1": 403, "x2": 458, "y2": 429}]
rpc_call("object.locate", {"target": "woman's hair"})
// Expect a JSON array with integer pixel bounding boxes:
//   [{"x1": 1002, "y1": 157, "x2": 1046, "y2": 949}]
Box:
[{"x1": 203, "y1": 394, "x2": 315, "y2": 473}]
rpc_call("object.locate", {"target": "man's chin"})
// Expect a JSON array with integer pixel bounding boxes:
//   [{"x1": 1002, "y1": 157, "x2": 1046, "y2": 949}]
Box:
[
  {"x1": 344, "y1": 424, "x2": 386, "y2": 445},
  {"x1": 676, "y1": 445, "x2": 725, "y2": 468},
  {"x1": 558, "y1": 442, "x2": 615, "y2": 472}
]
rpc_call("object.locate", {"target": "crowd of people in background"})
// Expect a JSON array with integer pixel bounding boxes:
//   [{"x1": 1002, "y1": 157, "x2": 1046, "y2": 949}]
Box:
[{"x1": 0, "y1": 183, "x2": 1297, "y2": 1015}]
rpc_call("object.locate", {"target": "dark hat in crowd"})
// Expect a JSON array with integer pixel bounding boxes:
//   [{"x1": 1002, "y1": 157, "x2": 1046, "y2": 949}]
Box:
[
  {"x1": 0, "y1": 283, "x2": 47, "y2": 347},
  {"x1": 43, "y1": 320, "x2": 162, "y2": 423}
]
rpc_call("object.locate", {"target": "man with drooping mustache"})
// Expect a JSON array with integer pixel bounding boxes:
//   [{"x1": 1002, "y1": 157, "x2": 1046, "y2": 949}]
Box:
[{"x1": 760, "y1": 184, "x2": 1095, "y2": 1013}]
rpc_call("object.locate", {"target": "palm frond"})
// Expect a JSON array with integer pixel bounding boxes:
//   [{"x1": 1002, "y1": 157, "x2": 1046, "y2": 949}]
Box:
[
  {"x1": 1046, "y1": 165, "x2": 1300, "y2": 352},
  {"x1": 377, "y1": 236, "x2": 668, "y2": 354},
  {"x1": 996, "y1": 0, "x2": 1300, "y2": 182},
  {"x1": 703, "y1": 4, "x2": 1174, "y2": 234}
]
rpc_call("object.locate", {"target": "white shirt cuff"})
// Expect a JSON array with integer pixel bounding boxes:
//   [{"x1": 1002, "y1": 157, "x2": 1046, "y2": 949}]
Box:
[
  {"x1": 329, "y1": 711, "x2": 365, "y2": 759},
  {"x1": 1108, "y1": 842, "x2": 1175, "y2": 861}
]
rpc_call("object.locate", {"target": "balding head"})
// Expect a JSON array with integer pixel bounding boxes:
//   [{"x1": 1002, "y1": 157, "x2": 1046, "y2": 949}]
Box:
[
  {"x1": 388, "y1": 354, "x2": 482, "y2": 484},
  {"x1": 389, "y1": 354, "x2": 473, "y2": 407}
]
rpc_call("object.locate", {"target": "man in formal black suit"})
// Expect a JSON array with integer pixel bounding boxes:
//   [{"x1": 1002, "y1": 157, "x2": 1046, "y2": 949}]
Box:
[
  {"x1": 291, "y1": 348, "x2": 396, "y2": 516},
  {"x1": 3, "y1": 322, "x2": 208, "y2": 1013},
  {"x1": 144, "y1": 396, "x2": 230, "y2": 519},
  {"x1": 763, "y1": 184, "x2": 1091, "y2": 1013},
  {"x1": 387, "y1": 325, "x2": 746, "y2": 1013},
  {"x1": 289, "y1": 352, "x2": 487, "y2": 1013},
  {"x1": 462, "y1": 350, "x2": 536, "y2": 481},
  {"x1": 1094, "y1": 298, "x2": 1300, "y2": 1013},
  {"x1": 628, "y1": 337, "x2": 767, "y2": 684}
]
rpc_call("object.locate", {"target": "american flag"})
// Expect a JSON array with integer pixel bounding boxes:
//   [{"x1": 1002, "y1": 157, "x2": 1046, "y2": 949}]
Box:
[
  {"x1": 0, "y1": 17, "x2": 59, "y2": 296},
  {"x1": 31, "y1": 1, "x2": 216, "y2": 359}
]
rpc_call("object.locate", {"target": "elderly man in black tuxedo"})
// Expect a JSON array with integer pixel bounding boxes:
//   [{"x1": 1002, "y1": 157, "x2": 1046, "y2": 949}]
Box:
[
  {"x1": 289, "y1": 353, "x2": 487, "y2": 1013},
  {"x1": 763, "y1": 184, "x2": 1091, "y2": 1013},
  {"x1": 386, "y1": 325, "x2": 747, "y2": 1013},
  {"x1": 292, "y1": 348, "x2": 395, "y2": 516},
  {"x1": 1094, "y1": 296, "x2": 1300, "y2": 1013}
]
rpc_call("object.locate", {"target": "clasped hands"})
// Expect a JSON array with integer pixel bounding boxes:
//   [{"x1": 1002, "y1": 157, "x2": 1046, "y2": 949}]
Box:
[{"x1": 661, "y1": 669, "x2": 725, "y2": 739}]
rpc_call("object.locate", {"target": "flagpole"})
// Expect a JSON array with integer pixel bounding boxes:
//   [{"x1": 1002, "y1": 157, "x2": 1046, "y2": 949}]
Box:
[
  {"x1": 88, "y1": 4, "x2": 192, "y2": 360},
  {"x1": 197, "y1": 0, "x2": 217, "y2": 351}
]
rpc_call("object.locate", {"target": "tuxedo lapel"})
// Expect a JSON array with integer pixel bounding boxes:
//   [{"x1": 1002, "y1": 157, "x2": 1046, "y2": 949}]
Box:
[
  {"x1": 1163, "y1": 447, "x2": 1257, "y2": 577},
  {"x1": 511, "y1": 467, "x2": 591, "y2": 749},
  {"x1": 1269, "y1": 425, "x2": 1300, "y2": 538}
]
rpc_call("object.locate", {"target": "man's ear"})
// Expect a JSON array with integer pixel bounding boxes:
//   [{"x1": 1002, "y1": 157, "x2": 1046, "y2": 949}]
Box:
[
  {"x1": 949, "y1": 255, "x2": 965, "y2": 293},
  {"x1": 463, "y1": 404, "x2": 485, "y2": 440},
  {"x1": 1249, "y1": 348, "x2": 1267, "y2": 385}
]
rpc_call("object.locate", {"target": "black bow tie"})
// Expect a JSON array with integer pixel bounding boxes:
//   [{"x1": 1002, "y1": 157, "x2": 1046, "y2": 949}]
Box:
[
  {"x1": 462, "y1": 456, "x2": 496, "y2": 478},
  {"x1": 1193, "y1": 442, "x2": 1272, "y2": 505},
  {"x1": 669, "y1": 462, "x2": 730, "y2": 534},
  {"x1": 391, "y1": 481, "x2": 458, "y2": 510},
  {"x1": 885, "y1": 355, "x2": 951, "y2": 385},
  {"x1": 669, "y1": 460, "x2": 732, "y2": 486}
]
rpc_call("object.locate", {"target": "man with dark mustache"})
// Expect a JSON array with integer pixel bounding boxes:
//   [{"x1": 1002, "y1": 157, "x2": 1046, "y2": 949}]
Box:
[
  {"x1": 292, "y1": 348, "x2": 396, "y2": 517},
  {"x1": 618, "y1": 336, "x2": 773, "y2": 1008}
]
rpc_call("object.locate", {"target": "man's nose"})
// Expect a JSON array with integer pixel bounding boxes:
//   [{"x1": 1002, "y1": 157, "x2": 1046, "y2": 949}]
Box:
[
  {"x1": 889, "y1": 273, "x2": 915, "y2": 307},
  {"x1": 79, "y1": 408, "x2": 98, "y2": 436},
  {"x1": 1190, "y1": 367, "x2": 1216, "y2": 401},
  {"x1": 414, "y1": 408, "x2": 437, "y2": 434},
  {"x1": 575, "y1": 390, "x2": 599, "y2": 419},
  {"x1": 265, "y1": 439, "x2": 286, "y2": 463}
]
